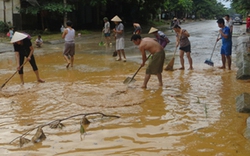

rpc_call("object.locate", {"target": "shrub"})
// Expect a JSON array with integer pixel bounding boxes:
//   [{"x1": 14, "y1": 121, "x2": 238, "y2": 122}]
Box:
[{"x1": 0, "y1": 21, "x2": 9, "y2": 32}]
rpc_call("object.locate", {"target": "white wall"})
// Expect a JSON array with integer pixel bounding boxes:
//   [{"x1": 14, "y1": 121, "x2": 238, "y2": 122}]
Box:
[{"x1": 0, "y1": 0, "x2": 20, "y2": 25}]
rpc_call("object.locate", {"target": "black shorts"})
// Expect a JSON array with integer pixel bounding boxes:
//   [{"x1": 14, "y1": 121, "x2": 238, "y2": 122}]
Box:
[{"x1": 180, "y1": 44, "x2": 191, "y2": 53}]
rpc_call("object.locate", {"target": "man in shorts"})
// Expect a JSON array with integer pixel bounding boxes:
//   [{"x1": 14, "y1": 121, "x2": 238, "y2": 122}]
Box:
[
  {"x1": 131, "y1": 34, "x2": 165, "y2": 88},
  {"x1": 103, "y1": 17, "x2": 111, "y2": 46},
  {"x1": 217, "y1": 18, "x2": 232, "y2": 70},
  {"x1": 62, "y1": 20, "x2": 75, "y2": 68},
  {"x1": 111, "y1": 15, "x2": 126, "y2": 62}
]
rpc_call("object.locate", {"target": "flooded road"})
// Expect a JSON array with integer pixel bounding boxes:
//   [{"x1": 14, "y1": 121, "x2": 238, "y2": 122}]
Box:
[{"x1": 0, "y1": 20, "x2": 250, "y2": 155}]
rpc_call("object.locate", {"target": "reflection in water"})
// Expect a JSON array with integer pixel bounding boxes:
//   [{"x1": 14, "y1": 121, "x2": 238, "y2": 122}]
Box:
[{"x1": 0, "y1": 21, "x2": 250, "y2": 155}]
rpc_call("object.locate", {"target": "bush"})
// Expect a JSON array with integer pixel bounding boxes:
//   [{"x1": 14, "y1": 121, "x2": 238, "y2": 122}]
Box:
[{"x1": 0, "y1": 21, "x2": 9, "y2": 32}]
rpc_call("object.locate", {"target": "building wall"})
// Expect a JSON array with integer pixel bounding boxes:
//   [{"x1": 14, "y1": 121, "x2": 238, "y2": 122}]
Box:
[{"x1": 0, "y1": 0, "x2": 20, "y2": 25}]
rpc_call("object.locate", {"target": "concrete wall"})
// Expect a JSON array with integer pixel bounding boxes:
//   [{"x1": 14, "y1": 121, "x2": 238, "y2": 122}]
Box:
[
  {"x1": 0, "y1": 0, "x2": 20, "y2": 25},
  {"x1": 236, "y1": 36, "x2": 250, "y2": 79}
]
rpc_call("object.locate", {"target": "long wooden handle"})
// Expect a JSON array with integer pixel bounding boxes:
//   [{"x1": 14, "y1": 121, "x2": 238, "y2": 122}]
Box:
[
  {"x1": 130, "y1": 54, "x2": 152, "y2": 80},
  {"x1": 1, "y1": 60, "x2": 28, "y2": 89}
]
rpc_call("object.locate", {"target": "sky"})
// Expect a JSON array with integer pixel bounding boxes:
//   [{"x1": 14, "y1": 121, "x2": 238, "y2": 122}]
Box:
[{"x1": 217, "y1": 0, "x2": 231, "y2": 8}]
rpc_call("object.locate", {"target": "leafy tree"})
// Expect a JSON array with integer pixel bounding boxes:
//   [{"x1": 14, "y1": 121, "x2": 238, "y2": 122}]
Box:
[
  {"x1": 230, "y1": 0, "x2": 250, "y2": 15},
  {"x1": 18, "y1": 0, "x2": 75, "y2": 30}
]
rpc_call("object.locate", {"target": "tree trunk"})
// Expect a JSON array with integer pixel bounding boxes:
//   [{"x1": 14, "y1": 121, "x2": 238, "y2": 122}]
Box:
[{"x1": 63, "y1": 0, "x2": 67, "y2": 27}]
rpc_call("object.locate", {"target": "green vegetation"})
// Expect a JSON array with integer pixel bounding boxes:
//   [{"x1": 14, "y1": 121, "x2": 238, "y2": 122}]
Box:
[
  {"x1": 8, "y1": 0, "x2": 249, "y2": 32},
  {"x1": 231, "y1": 0, "x2": 250, "y2": 16},
  {"x1": 0, "y1": 21, "x2": 9, "y2": 32}
]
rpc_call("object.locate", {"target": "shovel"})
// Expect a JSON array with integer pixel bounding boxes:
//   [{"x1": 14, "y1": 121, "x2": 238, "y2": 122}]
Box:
[{"x1": 123, "y1": 54, "x2": 151, "y2": 85}]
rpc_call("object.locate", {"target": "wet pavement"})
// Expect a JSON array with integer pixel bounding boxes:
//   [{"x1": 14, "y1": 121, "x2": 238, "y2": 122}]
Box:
[{"x1": 0, "y1": 20, "x2": 250, "y2": 155}]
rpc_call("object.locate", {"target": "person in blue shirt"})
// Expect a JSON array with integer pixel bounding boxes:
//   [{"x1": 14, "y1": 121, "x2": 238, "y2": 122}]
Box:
[{"x1": 217, "y1": 18, "x2": 232, "y2": 70}]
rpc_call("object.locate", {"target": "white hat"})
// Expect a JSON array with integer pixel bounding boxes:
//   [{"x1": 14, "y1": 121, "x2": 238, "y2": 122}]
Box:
[
  {"x1": 111, "y1": 15, "x2": 122, "y2": 22},
  {"x1": 148, "y1": 27, "x2": 158, "y2": 34},
  {"x1": 10, "y1": 32, "x2": 28, "y2": 43}
]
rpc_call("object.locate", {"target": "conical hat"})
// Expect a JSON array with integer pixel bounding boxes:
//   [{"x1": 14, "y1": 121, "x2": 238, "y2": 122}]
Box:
[
  {"x1": 10, "y1": 32, "x2": 28, "y2": 43},
  {"x1": 148, "y1": 27, "x2": 158, "y2": 34},
  {"x1": 111, "y1": 15, "x2": 122, "y2": 22}
]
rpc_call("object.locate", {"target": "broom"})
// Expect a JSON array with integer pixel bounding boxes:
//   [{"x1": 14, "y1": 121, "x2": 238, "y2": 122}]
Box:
[
  {"x1": 204, "y1": 33, "x2": 220, "y2": 66},
  {"x1": 164, "y1": 46, "x2": 178, "y2": 71}
]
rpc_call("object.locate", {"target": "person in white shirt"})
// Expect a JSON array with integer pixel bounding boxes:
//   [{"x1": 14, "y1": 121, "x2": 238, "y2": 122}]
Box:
[
  {"x1": 35, "y1": 35, "x2": 43, "y2": 48},
  {"x1": 224, "y1": 14, "x2": 233, "y2": 35},
  {"x1": 62, "y1": 20, "x2": 75, "y2": 68}
]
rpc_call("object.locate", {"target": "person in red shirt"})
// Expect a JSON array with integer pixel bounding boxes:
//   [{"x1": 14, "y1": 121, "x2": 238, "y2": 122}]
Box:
[{"x1": 246, "y1": 14, "x2": 250, "y2": 33}]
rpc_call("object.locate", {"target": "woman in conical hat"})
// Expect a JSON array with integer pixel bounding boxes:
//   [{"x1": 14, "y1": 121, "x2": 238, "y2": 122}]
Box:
[
  {"x1": 148, "y1": 27, "x2": 170, "y2": 48},
  {"x1": 11, "y1": 31, "x2": 45, "y2": 84},
  {"x1": 111, "y1": 15, "x2": 126, "y2": 62}
]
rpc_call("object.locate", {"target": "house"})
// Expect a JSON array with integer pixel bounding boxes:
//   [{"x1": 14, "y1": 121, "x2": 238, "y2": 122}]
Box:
[{"x1": 0, "y1": 0, "x2": 22, "y2": 30}]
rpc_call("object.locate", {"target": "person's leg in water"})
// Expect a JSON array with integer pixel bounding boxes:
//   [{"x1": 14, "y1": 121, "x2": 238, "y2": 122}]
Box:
[
  {"x1": 19, "y1": 74, "x2": 24, "y2": 85},
  {"x1": 64, "y1": 54, "x2": 71, "y2": 68},
  {"x1": 116, "y1": 39, "x2": 121, "y2": 61},
  {"x1": 34, "y1": 70, "x2": 45, "y2": 83},
  {"x1": 219, "y1": 54, "x2": 226, "y2": 69},
  {"x1": 226, "y1": 55, "x2": 231, "y2": 70},
  {"x1": 121, "y1": 49, "x2": 126, "y2": 62},
  {"x1": 64, "y1": 42, "x2": 71, "y2": 68},
  {"x1": 142, "y1": 74, "x2": 151, "y2": 88},
  {"x1": 157, "y1": 73, "x2": 163, "y2": 86},
  {"x1": 116, "y1": 49, "x2": 121, "y2": 61},
  {"x1": 18, "y1": 55, "x2": 25, "y2": 84},
  {"x1": 179, "y1": 50, "x2": 185, "y2": 70},
  {"x1": 70, "y1": 55, "x2": 74, "y2": 67},
  {"x1": 29, "y1": 55, "x2": 45, "y2": 83},
  {"x1": 186, "y1": 52, "x2": 193, "y2": 70},
  {"x1": 219, "y1": 47, "x2": 226, "y2": 69}
]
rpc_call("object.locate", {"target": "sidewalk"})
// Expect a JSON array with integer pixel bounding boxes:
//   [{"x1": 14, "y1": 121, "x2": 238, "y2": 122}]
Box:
[{"x1": 0, "y1": 42, "x2": 13, "y2": 53}]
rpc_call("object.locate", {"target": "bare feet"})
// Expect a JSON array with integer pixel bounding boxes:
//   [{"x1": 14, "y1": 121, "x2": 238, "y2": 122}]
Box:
[
  {"x1": 188, "y1": 67, "x2": 194, "y2": 70},
  {"x1": 218, "y1": 66, "x2": 225, "y2": 69},
  {"x1": 38, "y1": 79, "x2": 45, "y2": 83},
  {"x1": 179, "y1": 67, "x2": 185, "y2": 70},
  {"x1": 66, "y1": 63, "x2": 70, "y2": 68},
  {"x1": 141, "y1": 85, "x2": 147, "y2": 89}
]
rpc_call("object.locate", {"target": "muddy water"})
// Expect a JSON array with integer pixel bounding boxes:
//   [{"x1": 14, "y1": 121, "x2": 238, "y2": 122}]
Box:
[{"x1": 0, "y1": 20, "x2": 250, "y2": 155}]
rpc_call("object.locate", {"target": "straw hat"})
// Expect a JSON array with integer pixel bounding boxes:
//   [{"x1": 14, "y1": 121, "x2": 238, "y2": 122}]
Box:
[
  {"x1": 173, "y1": 18, "x2": 177, "y2": 20},
  {"x1": 248, "y1": 14, "x2": 250, "y2": 17},
  {"x1": 148, "y1": 27, "x2": 158, "y2": 34},
  {"x1": 111, "y1": 15, "x2": 122, "y2": 22},
  {"x1": 10, "y1": 32, "x2": 28, "y2": 43}
]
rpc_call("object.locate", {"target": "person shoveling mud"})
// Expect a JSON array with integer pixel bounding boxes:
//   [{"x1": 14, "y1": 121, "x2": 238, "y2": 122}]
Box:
[
  {"x1": 131, "y1": 34, "x2": 165, "y2": 88},
  {"x1": 9, "y1": 32, "x2": 45, "y2": 85}
]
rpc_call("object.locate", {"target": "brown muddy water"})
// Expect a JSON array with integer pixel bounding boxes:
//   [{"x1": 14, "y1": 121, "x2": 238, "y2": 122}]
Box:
[{"x1": 0, "y1": 20, "x2": 250, "y2": 155}]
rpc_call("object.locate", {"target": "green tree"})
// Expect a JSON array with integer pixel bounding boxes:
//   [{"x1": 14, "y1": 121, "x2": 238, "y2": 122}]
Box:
[{"x1": 230, "y1": 0, "x2": 250, "y2": 15}]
